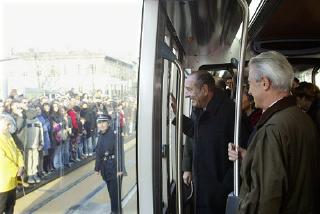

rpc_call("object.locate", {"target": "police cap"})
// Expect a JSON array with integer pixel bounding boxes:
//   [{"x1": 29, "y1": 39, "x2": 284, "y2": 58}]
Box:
[{"x1": 96, "y1": 114, "x2": 112, "y2": 123}]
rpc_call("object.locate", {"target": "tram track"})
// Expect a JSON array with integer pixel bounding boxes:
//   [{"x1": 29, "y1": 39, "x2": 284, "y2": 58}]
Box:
[
  {"x1": 65, "y1": 159, "x2": 136, "y2": 214},
  {"x1": 16, "y1": 139, "x2": 137, "y2": 214},
  {"x1": 65, "y1": 182, "x2": 106, "y2": 214},
  {"x1": 23, "y1": 171, "x2": 96, "y2": 214}
]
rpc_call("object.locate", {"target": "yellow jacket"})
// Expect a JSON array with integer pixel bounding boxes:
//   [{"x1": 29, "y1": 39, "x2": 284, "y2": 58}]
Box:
[{"x1": 0, "y1": 133, "x2": 24, "y2": 192}]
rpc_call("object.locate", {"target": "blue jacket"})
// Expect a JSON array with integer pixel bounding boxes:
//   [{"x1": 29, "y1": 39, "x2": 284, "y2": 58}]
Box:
[{"x1": 38, "y1": 114, "x2": 51, "y2": 154}]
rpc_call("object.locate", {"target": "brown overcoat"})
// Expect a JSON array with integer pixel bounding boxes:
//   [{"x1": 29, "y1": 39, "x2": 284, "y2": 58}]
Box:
[{"x1": 238, "y1": 96, "x2": 319, "y2": 214}]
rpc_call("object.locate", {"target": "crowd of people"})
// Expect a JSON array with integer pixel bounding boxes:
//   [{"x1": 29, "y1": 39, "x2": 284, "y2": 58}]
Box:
[
  {"x1": 1, "y1": 51, "x2": 320, "y2": 214},
  {"x1": 0, "y1": 90, "x2": 136, "y2": 213},
  {"x1": 175, "y1": 51, "x2": 320, "y2": 213}
]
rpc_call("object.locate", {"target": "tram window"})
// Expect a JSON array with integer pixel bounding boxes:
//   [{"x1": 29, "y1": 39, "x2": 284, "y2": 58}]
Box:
[
  {"x1": 0, "y1": 0, "x2": 142, "y2": 213},
  {"x1": 164, "y1": 35, "x2": 170, "y2": 46},
  {"x1": 315, "y1": 69, "x2": 320, "y2": 88},
  {"x1": 295, "y1": 68, "x2": 313, "y2": 83}
]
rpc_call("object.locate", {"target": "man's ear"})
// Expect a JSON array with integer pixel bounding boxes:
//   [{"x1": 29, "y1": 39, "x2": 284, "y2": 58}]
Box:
[
  {"x1": 261, "y1": 76, "x2": 271, "y2": 90},
  {"x1": 202, "y1": 84, "x2": 209, "y2": 95}
]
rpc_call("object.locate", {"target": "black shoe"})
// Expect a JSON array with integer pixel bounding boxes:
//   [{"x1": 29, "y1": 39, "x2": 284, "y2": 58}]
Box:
[
  {"x1": 64, "y1": 164, "x2": 71, "y2": 168},
  {"x1": 37, "y1": 171, "x2": 43, "y2": 178}
]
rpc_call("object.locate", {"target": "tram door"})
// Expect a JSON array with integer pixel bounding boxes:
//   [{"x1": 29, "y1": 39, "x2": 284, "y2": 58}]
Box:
[
  {"x1": 161, "y1": 36, "x2": 179, "y2": 213},
  {"x1": 160, "y1": 45, "x2": 193, "y2": 214},
  {"x1": 137, "y1": 1, "x2": 189, "y2": 213},
  {"x1": 160, "y1": 33, "x2": 191, "y2": 213}
]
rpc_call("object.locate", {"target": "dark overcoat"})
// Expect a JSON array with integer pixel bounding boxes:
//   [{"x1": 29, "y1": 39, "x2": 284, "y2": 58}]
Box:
[
  {"x1": 95, "y1": 128, "x2": 117, "y2": 181},
  {"x1": 182, "y1": 89, "x2": 235, "y2": 214}
]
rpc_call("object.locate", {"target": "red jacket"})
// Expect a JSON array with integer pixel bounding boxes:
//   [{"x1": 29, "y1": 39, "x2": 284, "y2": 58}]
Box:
[{"x1": 67, "y1": 109, "x2": 78, "y2": 129}]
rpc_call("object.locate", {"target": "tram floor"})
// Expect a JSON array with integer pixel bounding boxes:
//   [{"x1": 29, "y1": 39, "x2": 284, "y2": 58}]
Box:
[{"x1": 15, "y1": 140, "x2": 137, "y2": 214}]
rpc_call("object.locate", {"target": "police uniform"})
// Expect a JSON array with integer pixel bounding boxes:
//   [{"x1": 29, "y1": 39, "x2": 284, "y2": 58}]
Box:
[{"x1": 94, "y1": 114, "x2": 120, "y2": 214}]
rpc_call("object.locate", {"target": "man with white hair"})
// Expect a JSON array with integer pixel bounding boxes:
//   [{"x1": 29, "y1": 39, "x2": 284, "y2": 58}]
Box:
[
  {"x1": 228, "y1": 51, "x2": 319, "y2": 213},
  {"x1": 0, "y1": 114, "x2": 24, "y2": 214}
]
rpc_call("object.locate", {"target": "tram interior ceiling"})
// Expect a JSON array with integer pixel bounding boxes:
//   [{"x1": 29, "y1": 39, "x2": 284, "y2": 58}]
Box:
[
  {"x1": 250, "y1": 0, "x2": 320, "y2": 56},
  {"x1": 160, "y1": 0, "x2": 320, "y2": 70},
  {"x1": 161, "y1": 0, "x2": 252, "y2": 58}
]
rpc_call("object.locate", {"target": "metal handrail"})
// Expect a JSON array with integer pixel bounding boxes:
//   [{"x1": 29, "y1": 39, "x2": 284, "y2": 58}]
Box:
[
  {"x1": 115, "y1": 112, "x2": 123, "y2": 213},
  {"x1": 173, "y1": 59, "x2": 185, "y2": 214},
  {"x1": 234, "y1": 0, "x2": 249, "y2": 196}
]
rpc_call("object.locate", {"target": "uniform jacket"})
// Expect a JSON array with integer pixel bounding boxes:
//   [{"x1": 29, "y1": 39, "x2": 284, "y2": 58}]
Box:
[
  {"x1": 182, "y1": 89, "x2": 235, "y2": 214},
  {"x1": 239, "y1": 96, "x2": 319, "y2": 214},
  {"x1": 95, "y1": 128, "x2": 118, "y2": 181},
  {"x1": 0, "y1": 133, "x2": 24, "y2": 192}
]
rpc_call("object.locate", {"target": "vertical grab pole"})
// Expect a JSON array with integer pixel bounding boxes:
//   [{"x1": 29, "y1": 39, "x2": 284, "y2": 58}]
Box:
[
  {"x1": 173, "y1": 60, "x2": 185, "y2": 214},
  {"x1": 233, "y1": 0, "x2": 249, "y2": 197},
  {"x1": 115, "y1": 112, "x2": 123, "y2": 214}
]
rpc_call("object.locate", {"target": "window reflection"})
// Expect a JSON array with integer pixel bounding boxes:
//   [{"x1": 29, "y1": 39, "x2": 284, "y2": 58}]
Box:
[{"x1": 0, "y1": 1, "x2": 141, "y2": 213}]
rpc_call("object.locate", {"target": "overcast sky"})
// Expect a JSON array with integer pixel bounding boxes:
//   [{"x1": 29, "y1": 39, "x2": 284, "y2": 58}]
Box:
[{"x1": 0, "y1": 0, "x2": 143, "y2": 61}]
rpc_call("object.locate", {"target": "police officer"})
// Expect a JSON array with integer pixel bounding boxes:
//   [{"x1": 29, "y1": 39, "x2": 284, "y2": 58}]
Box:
[{"x1": 94, "y1": 114, "x2": 122, "y2": 214}]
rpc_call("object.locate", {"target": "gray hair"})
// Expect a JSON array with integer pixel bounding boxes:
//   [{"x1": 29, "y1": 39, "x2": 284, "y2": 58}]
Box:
[{"x1": 249, "y1": 51, "x2": 294, "y2": 92}]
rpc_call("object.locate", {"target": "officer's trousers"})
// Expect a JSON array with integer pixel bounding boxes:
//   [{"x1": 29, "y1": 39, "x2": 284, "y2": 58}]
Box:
[{"x1": 106, "y1": 178, "x2": 119, "y2": 213}]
